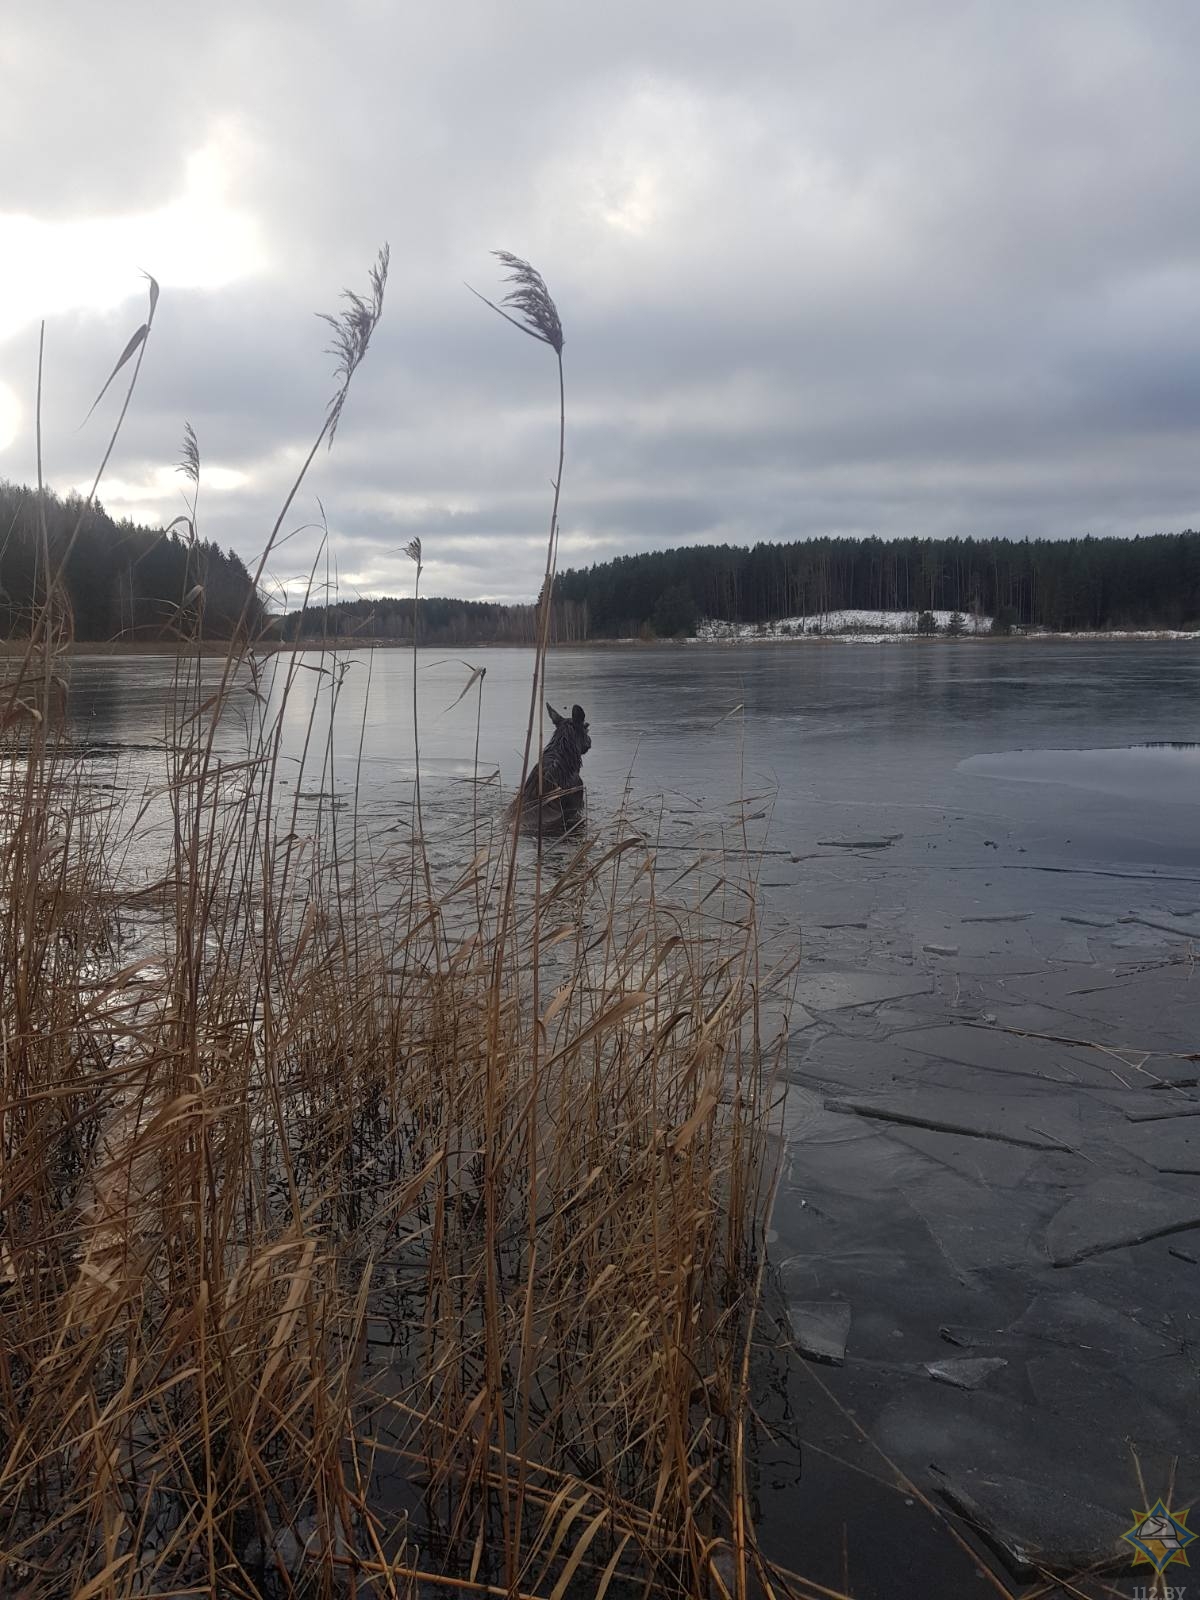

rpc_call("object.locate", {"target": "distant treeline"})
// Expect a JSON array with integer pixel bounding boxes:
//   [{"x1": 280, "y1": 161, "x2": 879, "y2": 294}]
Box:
[
  {"x1": 280, "y1": 594, "x2": 540, "y2": 646},
  {"x1": 0, "y1": 481, "x2": 265, "y2": 640},
  {"x1": 551, "y1": 533, "x2": 1200, "y2": 637},
  {"x1": 284, "y1": 530, "x2": 1200, "y2": 643}
]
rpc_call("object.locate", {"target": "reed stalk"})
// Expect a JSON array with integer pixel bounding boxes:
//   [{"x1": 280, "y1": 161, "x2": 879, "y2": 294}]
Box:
[{"x1": 0, "y1": 253, "x2": 787, "y2": 1600}]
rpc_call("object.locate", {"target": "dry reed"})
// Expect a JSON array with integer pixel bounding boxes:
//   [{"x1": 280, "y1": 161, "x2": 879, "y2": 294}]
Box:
[{"x1": 0, "y1": 253, "x2": 788, "y2": 1599}]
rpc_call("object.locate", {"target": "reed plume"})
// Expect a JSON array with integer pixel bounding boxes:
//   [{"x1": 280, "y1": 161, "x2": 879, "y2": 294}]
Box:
[
  {"x1": 176, "y1": 420, "x2": 200, "y2": 486},
  {"x1": 321, "y1": 242, "x2": 390, "y2": 442},
  {"x1": 469, "y1": 250, "x2": 564, "y2": 353}
]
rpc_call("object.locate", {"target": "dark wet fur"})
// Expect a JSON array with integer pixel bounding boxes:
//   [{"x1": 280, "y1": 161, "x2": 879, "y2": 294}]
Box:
[{"x1": 515, "y1": 703, "x2": 591, "y2": 834}]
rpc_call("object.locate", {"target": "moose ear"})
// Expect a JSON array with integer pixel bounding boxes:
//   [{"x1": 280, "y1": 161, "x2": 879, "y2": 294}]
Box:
[
  {"x1": 571, "y1": 704, "x2": 586, "y2": 724},
  {"x1": 546, "y1": 702, "x2": 566, "y2": 728}
]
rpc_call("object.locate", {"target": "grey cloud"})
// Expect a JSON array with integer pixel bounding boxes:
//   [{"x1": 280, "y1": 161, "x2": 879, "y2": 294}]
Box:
[{"x1": 2, "y1": 1, "x2": 1200, "y2": 603}]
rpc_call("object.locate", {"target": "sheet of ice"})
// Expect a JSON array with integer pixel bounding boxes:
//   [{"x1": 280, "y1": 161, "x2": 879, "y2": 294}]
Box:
[
  {"x1": 824, "y1": 1090, "x2": 1074, "y2": 1151},
  {"x1": 874, "y1": 1389, "x2": 1141, "y2": 1575},
  {"x1": 1008, "y1": 1290, "x2": 1180, "y2": 1362},
  {"x1": 787, "y1": 1301, "x2": 852, "y2": 1364},
  {"x1": 1045, "y1": 1175, "x2": 1200, "y2": 1265},
  {"x1": 1025, "y1": 1353, "x2": 1189, "y2": 1448},
  {"x1": 924, "y1": 1356, "x2": 1007, "y2": 1390},
  {"x1": 961, "y1": 743, "x2": 1200, "y2": 804},
  {"x1": 793, "y1": 969, "x2": 933, "y2": 1011}
]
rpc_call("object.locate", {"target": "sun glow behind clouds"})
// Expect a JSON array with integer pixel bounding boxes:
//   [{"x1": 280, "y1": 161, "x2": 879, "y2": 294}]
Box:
[
  {"x1": 568, "y1": 79, "x2": 714, "y2": 241},
  {"x1": 0, "y1": 126, "x2": 265, "y2": 341},
  {"x1": 81, "y1": 464, "x2": 251, "y2": 528}
]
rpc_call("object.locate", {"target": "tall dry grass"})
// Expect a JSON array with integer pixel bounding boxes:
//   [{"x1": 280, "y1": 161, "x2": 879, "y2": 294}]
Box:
[{"x1": 0, "y1": 255, "x2": 788, "y2": 1598}]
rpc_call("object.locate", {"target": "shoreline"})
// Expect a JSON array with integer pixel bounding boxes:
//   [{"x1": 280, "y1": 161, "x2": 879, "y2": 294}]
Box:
[
  {"x1": 682, "y1": 628, "x2": 1199, "y2": 645},
  {"x1": 1, "y1": 628, "x2": 1196, "y2": 658}
]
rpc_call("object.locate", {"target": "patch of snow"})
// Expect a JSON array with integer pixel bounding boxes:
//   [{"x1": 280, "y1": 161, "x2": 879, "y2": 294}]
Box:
[
  {"x1": 1022, "y1": 628, "x2": 1200, "y2": 641},
  {"x1": 693, "y1": 609, "x2": 989, "y2": 641},
  {"x1": 688, "y1": 613, "x2": 1200, "y2": 643}
]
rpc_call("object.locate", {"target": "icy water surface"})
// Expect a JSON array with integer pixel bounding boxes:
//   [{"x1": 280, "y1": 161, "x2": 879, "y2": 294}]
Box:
[
  {"x1": 59, "y1": 638, "x2": 1200, "y2": 875},
  {"x1": 55, "y1": 641, "x2": 1200, "y2": 1594},
  {"x1": 961, "y1": 740, "x2": 1200, "y2": 803}
]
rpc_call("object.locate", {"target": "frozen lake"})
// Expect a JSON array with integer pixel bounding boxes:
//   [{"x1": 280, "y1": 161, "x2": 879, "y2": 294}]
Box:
[
  {"x1": 58, "y1": 636, "x2": 1200, "y2": 868},
  {"x1": 49, "y1": 639, "x2": 1200, "y2": 1593}
]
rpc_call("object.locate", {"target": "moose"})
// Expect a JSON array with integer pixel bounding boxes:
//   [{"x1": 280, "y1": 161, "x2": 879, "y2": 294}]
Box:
[{"x1": 515, "y1": 702, "x2": 591, "y2": 835}]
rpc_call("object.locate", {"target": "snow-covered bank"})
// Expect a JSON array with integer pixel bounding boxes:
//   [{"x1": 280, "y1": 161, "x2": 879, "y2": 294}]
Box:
[
  {"x1": 1018, "y1": 628, "x2": 1200, "y2": 640},
  {"x1": 693, "y1": 610, "x2": 987, "y2": 641},
  {"x1": 689, "y1": 611, "x2": 1199, "y2": 643}
]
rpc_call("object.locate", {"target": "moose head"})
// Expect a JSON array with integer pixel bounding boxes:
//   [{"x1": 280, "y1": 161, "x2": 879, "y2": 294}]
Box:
[{"x1": 546, "y1": 701, "x2": 591, "y2": 757}]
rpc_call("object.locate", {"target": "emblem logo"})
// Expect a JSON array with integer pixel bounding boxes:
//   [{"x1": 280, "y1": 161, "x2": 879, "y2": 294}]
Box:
[{"x1": 1123, "y1": 1499, "x2": 1195, "y2": 1576}]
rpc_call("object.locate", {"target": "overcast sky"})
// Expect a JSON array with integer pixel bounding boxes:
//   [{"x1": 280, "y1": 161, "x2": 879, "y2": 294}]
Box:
[{"x1": 2, "y1": 2, "x2": 1199, "y2": 604}]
